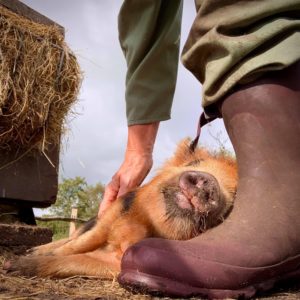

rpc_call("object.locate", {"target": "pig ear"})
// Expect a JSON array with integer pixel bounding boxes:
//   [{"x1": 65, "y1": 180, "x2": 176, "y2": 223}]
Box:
[{"x1": 164, "y1": 138, "x2": 209, "y2": 167}]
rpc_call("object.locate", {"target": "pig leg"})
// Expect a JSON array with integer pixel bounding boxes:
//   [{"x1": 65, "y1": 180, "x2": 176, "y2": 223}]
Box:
[{"x1": 4, "y1": 248, "x2": 121, "y2": 278}]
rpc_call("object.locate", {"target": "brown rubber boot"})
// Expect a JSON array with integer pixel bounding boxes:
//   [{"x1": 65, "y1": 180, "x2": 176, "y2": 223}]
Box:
[{"x1": 118, "y1": 62, "x2": 300, "y2": 299}]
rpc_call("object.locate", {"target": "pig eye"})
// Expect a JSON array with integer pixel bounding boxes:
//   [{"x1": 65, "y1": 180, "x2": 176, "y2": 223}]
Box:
[{"x1": 185, "y1": 159, "x2": 203, "y2": 167}]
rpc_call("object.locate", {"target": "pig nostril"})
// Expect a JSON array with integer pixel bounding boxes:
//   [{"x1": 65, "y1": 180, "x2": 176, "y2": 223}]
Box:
[
  {"x1": 186, "y1": 174, "x2": 209, "y2": 187},
  {"x1": 187, "y1": 175, "x2": 198, "y2": 186},
  {"x1": 180, "y1": 171, "x2": 205, "y2": 188},
  {"x1": 179, "y1": 171, "x2": 215, "y2": 190}
]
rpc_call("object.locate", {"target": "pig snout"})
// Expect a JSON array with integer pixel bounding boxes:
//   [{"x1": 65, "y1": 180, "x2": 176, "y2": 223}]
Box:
[{"x1": 178, "y1": 171, "x2": 220, "y2": 207}]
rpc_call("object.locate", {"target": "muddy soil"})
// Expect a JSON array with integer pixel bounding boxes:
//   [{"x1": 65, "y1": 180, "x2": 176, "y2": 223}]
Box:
[{"x1": 1, "y1": 246, "x2": 300, "y2": 300}]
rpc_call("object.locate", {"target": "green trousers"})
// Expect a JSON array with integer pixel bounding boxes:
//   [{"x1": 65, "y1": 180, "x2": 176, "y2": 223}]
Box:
[
  {"x1": 119, "y1": 0, "x2": 300, "y2": 124},
  {"x1": 118, "y1": 0, "x2": 183, "y2": 125}
]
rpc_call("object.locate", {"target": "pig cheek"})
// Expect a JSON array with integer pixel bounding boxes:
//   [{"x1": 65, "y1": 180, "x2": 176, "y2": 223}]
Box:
[{"x1": 210, "y1": 192, "x2": 227, "y2": 218}]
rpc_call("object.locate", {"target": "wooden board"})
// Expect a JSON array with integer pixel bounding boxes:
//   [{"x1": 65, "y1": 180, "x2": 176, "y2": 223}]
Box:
[
  {"x1": 0, "y1": 146, "x2": 60, "y2": 208},
  {"x1": 0, "y1": 0, "x2": 64, "y2": 34},
  {"x1": 0, "y1": 223, "x2": 52, "y2": 246}
]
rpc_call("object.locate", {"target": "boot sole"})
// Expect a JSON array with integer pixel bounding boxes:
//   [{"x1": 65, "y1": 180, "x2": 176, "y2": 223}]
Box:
[{"x1": 118, "y1": 266, "x2": 300, "y2": 299}]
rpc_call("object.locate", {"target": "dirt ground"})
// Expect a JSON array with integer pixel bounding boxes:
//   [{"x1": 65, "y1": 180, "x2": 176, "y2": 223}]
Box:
[{"x1": 1, "y1": 246, "x2": 300, "y2": 300}]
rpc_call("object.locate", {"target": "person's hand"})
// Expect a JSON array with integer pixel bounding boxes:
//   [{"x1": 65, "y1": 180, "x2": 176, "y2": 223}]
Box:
[
  {"x1": 98, "y1": 151, "x2": 152, "y2": 216},
  {"x1": 98, "y1": 122, "x2": 159, "y2": 217}
]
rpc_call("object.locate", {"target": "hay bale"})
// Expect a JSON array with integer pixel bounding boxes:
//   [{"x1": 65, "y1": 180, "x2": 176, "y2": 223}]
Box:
[{"x1": 0, "y1": 5, "x2": 81, "y2": 152}]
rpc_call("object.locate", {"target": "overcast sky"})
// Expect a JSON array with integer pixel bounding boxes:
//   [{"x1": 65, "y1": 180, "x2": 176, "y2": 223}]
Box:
[{"x1": 22, "y1": 0, "x2": 233, "y2": 186}]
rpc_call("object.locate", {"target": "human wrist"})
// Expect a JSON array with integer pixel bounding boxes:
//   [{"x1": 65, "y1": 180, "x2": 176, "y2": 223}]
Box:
[{"x1": 126, "y1": 122, "x2": 159, "y2": 155}]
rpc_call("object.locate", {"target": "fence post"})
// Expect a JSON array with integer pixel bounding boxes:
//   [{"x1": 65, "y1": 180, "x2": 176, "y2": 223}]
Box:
[{"x1": 69, "y1": 207, "x2": 78, "y2": 237}]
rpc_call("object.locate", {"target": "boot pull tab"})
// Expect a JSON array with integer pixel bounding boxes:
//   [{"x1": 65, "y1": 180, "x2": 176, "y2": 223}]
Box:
[{"x1": 189, "y1": 112, "x2": 217, "y2": 153}]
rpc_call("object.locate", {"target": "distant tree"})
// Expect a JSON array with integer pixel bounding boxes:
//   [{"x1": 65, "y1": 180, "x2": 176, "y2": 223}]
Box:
[
  {"x1": 48, "y1": 177, "x2": 104, "y2": 219},
  {"x1": 37, "y1": 177, "x2": 104, "y2": 239},
  {"x1": 77, "y1": 182, "x2": 105, "y2": 218}
]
